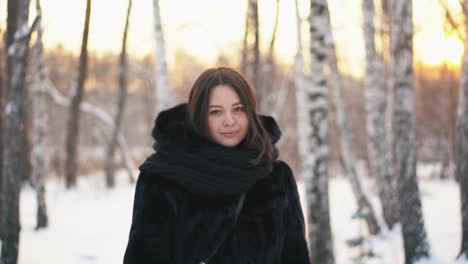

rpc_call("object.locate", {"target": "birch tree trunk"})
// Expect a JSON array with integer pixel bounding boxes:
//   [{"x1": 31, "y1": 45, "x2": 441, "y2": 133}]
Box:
[
  {"x1": 306, "y1": 1, "x2": 334, "y2": 263},
  {"x1": 294, "y1": 0, "x2": 309, "y2": 180},
  {"x1": 6, "y1": 0, "x2": 33, "y2": 186},
  {"x1": 319, "y1": 0, "x2": 382, "y2": 235},
  {"x1": 391, "y1": 0, "x2": 431, "y2": 262},
  {"x1": 0, "y1": 0, "x2": 19, "y2": 239},
  {"x1": 20, "y1": 81, "x2": 32, "y2": 185},
  {"x1": 362, "y1": 0, "x2": 399, "y2": 229},
  {"x1": 456, "y1": 1, "x2": 468, "y2": 259},
  {"x1": 328, "y1": 48, "x2": 382, "y2": 235},
  {"x1": 1, "y1": 0, "x2": 32, "y2": 262},
  {"x1": 152, "y1": 0, "x2": 171, "y2": 114},
  {"x1": 240, "y1": 0, "x2": 260, "y2": 95},
  {"x1": 31, "y1": 0, "x2": 48, "y2": 229},
  {"x1": 64, "y1": 0, "x2": 91, "y2": 188},
  {"x1": 105, "y1": 0, "x2": 132, "y2": 188},
  {"x1": 381, "y1": 0, "x2": 394, "y2": 167},
  {"x1": 7, "y1": 0, "x2": 32, "y2": 187},
  {"x1": 0, "y1": 28, "x2": 5, "y2": 224}
]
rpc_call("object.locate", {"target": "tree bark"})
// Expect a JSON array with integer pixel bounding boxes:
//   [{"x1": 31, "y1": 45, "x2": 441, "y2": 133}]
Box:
[
  {"x1": 20, "y1": 74, "x2": 32, "y2": 185},
  {"x1": 317, "y1": 0, "x2": 382, "y2": 236},
  {"x1": 30, "y1": 0, "x2": 48, "y2": 229},
  {"x1": 457, "y1": 0, "x2": 468, "y2": 259},
  {"x1": 1, "y1": 0, "x2": 32, "y2": 262},
  {"x1": 306, "y1": 1, "x2": 335, "y2": 263},
  {"x1": 6, "y1": 0, "x2": 18, "y2": 50},
  {"x1": 294, "y1": 0, "x2": 309, "y2": 180},
  {"x1": 362, "y1": 0, "x2": 399, "y2": 229},
  {"x1": 328, "y1": 51, "x2": 382, "y2": 235},
  {"x1": 381, "y1": 0, "x2": 394, "y2": 172},
  {"x1": 64, "y1": 0, "x2": 91, "y2": 188},
  {"x1": 391, "y1": 0, "x2": 431, "y2": 262},
  {"x1": 152, "y1": 0, "x2": 171, "y2": 114},
  {"x1": 0, "y1": 26, "x2": 6, "y2": 231},
  {"x1": 105, "y1": 0, "x2": 132, "y2": 188}
]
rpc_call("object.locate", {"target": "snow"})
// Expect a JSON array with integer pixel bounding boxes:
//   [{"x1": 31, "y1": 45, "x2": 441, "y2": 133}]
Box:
[
  {"x1": 298, "y1": 177, "x2": 465, "y2": 264},
  {"x1": 19, "y1": 171, "x2": 134, "y2": 264},
  {"x1": 19, "y1": 168, "x2": 467, "y2": 264},
  {"x1": 456, "y1": 254, "x2": 468, "y2": 263}
]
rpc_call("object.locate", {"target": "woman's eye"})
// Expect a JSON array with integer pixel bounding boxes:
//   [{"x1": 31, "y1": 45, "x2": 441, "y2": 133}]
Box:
[
  {"x1": 210, "y1": 110, "x2": 221, "y2": 115},
  {"x1": 234, "y1": 107, "x2": 244, "y2": 112}
]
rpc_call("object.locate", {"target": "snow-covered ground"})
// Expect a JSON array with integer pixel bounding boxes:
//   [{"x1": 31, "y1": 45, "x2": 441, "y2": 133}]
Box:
[
  {"x1": 18, "y1": 169, "x2": 467, "y2": 264},
  {"x1": 301, "y1": 178, "x2": 464, "y2": 264}
]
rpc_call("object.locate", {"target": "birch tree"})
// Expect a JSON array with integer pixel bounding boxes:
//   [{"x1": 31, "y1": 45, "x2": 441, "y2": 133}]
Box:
[
  {"x1": 4, "y1": 0, "x2": 32, "y2": 191},
  {"x1": 0, "y1": 29, "x2": 5, "y2": 221},
  {"x1": 381, "y1": 0, "x2": 393, "y2": 163},
  {"x1": 294, "y1": 0, "x2": 309, "y2": 179},
  {"x1": 64, "y1": 0, "x2": 91, "y2": 188},
  {"x1": 105, "y1": 0, "x2": 133, "y2": 188},
  {"x1": 456, "y1": 0, "x2": 468, "y2": 259},
  {"x1": 1, "y1": 0, "x2": 33, "y2": 262},
  {"x1": 320, "y1": 0, "x2": 382, "y2": 235},
  {"x1": 153, "y1": 0, "x2": 171, "y2": 114},
  {"x1": 241, "y1": 0, "x2": 260, "y2": 95},
  {"x1": 362, "y1": 0, "x2": 398, "y2": 229},
  {"x1": 391, "y1": 0, "x2": 430, "y2": 262},
  {"x1": 31, "y1": 0, "x2": 48, "y2": 229},
  {"x1": 306, "y1": 0, "x2": 334, "y2": 263}
]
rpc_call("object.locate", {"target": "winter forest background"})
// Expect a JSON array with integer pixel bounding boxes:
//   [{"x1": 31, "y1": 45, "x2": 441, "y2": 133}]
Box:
[{"x1": 0, "y1": 0, "x2": 468, "y2": 263}]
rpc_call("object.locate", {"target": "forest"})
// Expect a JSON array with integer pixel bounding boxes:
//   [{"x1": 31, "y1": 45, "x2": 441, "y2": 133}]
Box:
[{"x1": 0, "y1": 0, "x2": 467, "y2": 263}]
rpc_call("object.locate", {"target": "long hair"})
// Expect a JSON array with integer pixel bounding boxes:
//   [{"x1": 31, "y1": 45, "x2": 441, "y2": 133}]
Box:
[{"x1": 186, "y1": 67, "x2": 275, "y2": 164}]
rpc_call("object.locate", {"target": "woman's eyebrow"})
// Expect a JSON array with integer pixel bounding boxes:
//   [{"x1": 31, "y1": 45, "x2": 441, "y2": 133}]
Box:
[{"x1": 209, "y1": 102, "x2": 242, "y2": 108}]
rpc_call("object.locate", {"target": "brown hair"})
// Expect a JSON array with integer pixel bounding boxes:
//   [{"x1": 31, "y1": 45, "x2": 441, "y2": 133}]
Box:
[{"x1": 186, "y1": 67, "x2": 274, "y2": 163}]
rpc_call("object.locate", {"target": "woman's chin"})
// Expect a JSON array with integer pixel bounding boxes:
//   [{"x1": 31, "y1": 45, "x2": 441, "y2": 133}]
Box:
[{"x1": 214, "y1": 137, "x2": 242, "y2": 147}]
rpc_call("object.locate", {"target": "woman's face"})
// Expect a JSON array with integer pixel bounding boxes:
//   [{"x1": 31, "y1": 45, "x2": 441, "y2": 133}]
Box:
[{"x1": 207, "y1": 84, "x2": 249, "y2": 147}]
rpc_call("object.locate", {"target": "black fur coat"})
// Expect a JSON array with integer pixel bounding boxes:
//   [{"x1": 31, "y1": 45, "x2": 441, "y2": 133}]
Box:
[{"x1": 123, "y1": 104, "x2": 311, "y2": 264}]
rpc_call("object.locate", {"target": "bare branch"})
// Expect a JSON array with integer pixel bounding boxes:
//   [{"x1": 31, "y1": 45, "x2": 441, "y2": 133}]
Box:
[
  {"x1": 44, "y1": 78, "x2": 136, "y2": 181},
  {"x1": 439, "y1": 0, "x2": 464, "y2": 41},
  {"x1": 460, "y1": 0, "x2": 468, "y2": 15}
]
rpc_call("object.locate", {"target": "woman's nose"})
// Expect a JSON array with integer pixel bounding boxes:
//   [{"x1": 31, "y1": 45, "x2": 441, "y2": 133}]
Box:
[{"x1": 223, "y1": 113, "x2": 236, "y2": 126}]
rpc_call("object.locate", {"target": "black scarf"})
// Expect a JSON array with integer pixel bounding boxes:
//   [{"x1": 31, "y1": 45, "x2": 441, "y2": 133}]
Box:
[{"x1": 138, "y1": 103, "x2": 282, "y2": 196}]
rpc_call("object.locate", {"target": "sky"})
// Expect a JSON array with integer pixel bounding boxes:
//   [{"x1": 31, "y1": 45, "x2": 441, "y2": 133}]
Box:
[{"x1": 0, "y1": 0, "x2": 465, "y2": 77}]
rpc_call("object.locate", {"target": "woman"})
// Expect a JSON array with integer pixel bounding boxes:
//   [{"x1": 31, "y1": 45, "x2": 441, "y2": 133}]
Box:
[{"x1": 123, "y1": 67, "x2": 311, "y2": 264}]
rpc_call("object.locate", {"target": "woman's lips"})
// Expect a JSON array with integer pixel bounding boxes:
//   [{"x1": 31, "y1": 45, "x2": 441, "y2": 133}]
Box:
[{"x1": 221, "y1": 131, "x2": 239, "y2": 138}]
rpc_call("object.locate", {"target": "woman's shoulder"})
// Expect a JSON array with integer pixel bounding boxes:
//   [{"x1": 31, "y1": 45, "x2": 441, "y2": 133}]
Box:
[
  {"x1": 135, "y1": 170, "x2": 187, "y2": 198},
  {"x1": 245, "y1": 160, "x2": 297, "y2": 212},
  {"x1": 272, "y1": 160, "x2": 298, "y2": 191},
  {"x1": 272, "y1": 160, "x2": 293, "y2": 175},
  {"x1": 251, "y1": 160, "x2": 297, "y2": 194}
]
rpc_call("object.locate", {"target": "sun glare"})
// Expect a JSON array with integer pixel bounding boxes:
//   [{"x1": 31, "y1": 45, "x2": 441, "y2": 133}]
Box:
[
  {"x1": 417, "y1": 33, "x2": 464, "y2": 69},
  {"x1": 0, "y1": 0, "x2": 465, "y2": 75},
  {"x1": 444, "y1": 35, "x2": 464, "y2": 67}
]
